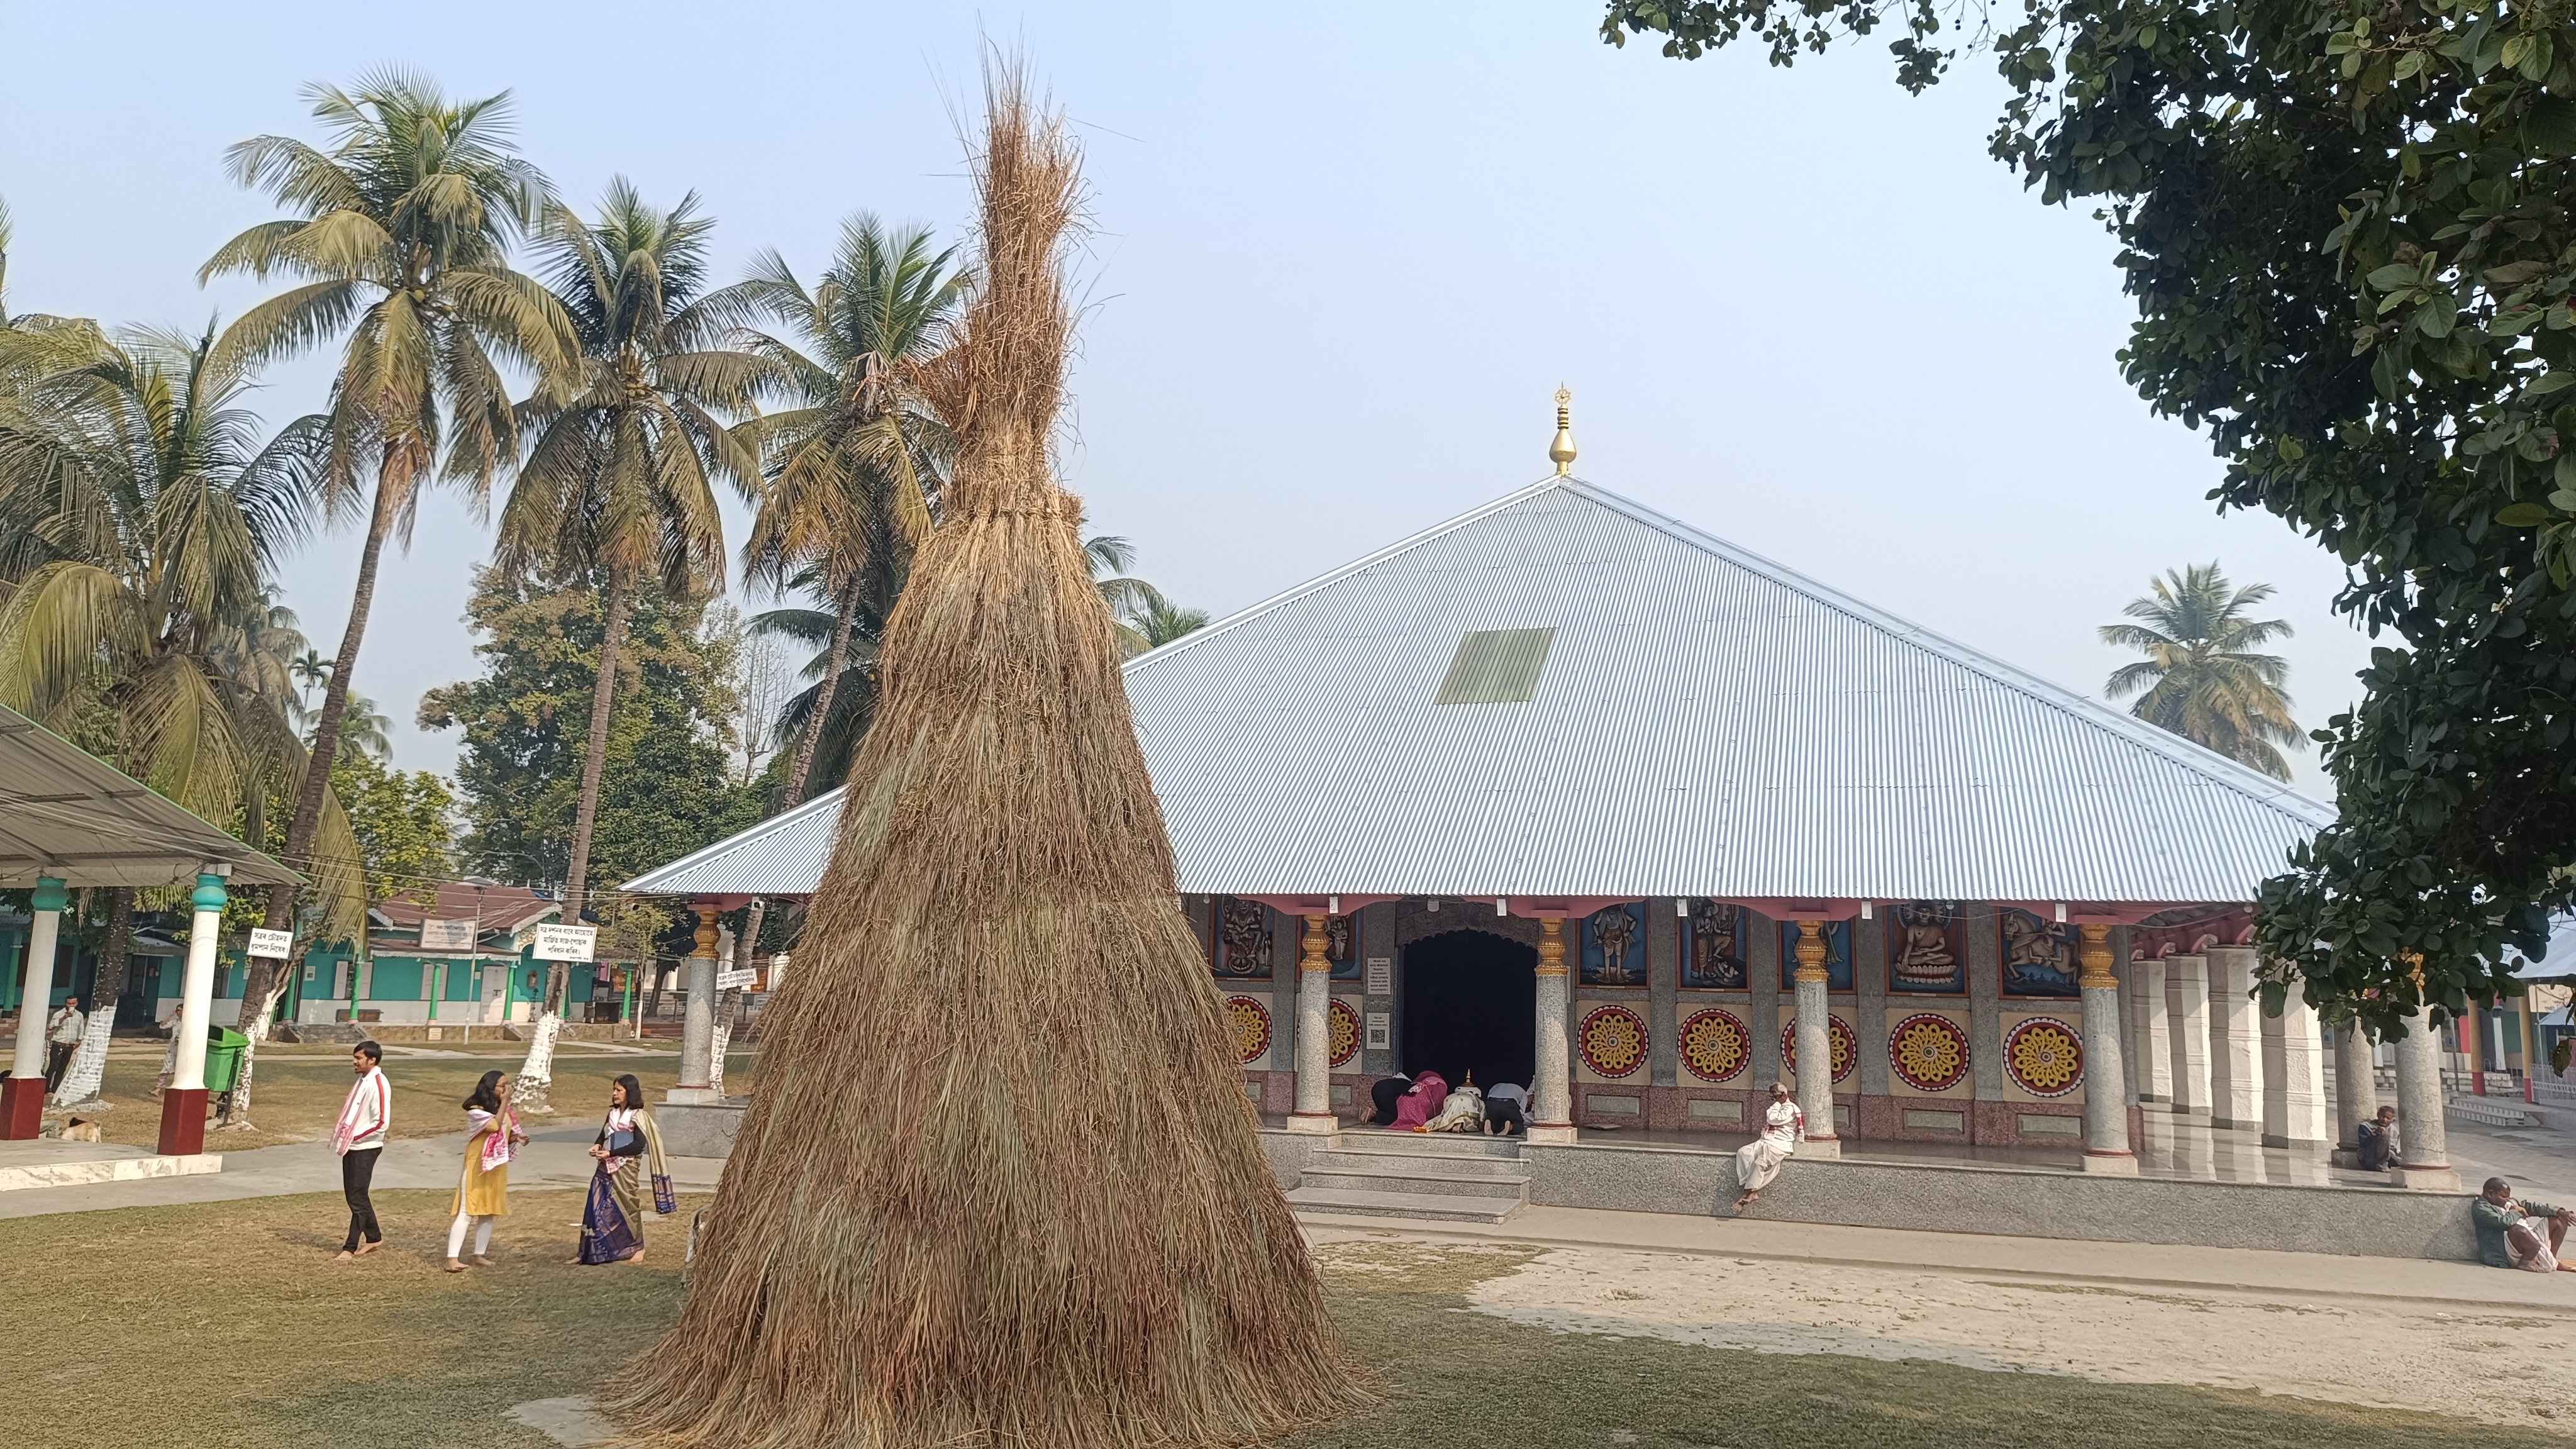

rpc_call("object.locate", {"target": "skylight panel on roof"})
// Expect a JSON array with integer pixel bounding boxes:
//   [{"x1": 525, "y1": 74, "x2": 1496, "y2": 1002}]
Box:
[{"x1": 1433, "y1": 627, "x2": 1555, "y2": 705}]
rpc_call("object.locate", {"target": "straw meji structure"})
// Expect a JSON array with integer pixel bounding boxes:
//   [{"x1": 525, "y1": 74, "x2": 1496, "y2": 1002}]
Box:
[{"x1": 605, "y1": 69, "x2": 1358, "y2": 1449}]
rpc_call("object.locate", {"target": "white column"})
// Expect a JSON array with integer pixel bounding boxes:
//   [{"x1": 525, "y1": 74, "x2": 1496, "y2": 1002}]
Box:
[
  {"x1": 1790, "y1": 920, "x2": 1841, "y2": 1157},
  {"x1": 2129, "y1": 954, "x2": 2172, "y2": 1104},
  {"x1": 9, "y1": 877, "x2": 65, "y2": 1082},
  {"x1": 2077, "y1": 924, "x2": 2135, "y2": 1173},
  {"x1": 169, "y1": 870, "x2": 228, "y2": 1093},
  {"x1": 2163, "y1": 953, "x2": 2212, "y2": 1118},
  {"x1": 2205, "y1": 945, "x2": 2265, "y2": 1130},
  {"x1": 1528, "y1": 918, "x2": 1575, "y2": 1142},
  {"x1": 1286, "y1": 914, "x2": 1338, "y2": 1133},
  {"x1": 2331, "y1": 1021, "x2": 2377, "y2": 1165},
  {"x1": 2392, "y1": 1010, "x2": 2461, "y2": 1189},
  {"x1": 2262, "y1": 974, "x2": 2329, "y2": 1148},
  {"x1": 669, "y1": 904, "x2": 723, "y2": 1104}
]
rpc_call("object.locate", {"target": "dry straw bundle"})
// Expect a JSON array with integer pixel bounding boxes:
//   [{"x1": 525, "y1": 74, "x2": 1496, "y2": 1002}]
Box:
[{"x1": 606, "y1": 66, "x2": 1360, "y2": 1449}]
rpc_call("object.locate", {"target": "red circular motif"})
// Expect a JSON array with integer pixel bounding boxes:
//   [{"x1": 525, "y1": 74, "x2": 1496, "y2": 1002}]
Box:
[
  {"x1": 1887, "y1": 1013, "x2": 1970, "y2": 1093},
  {"x1": 1780, "y1": 1016, "x2": 1857, "y2": 1084},
  {"x1": 1579, "y1": 1004, "x2": 1649, "y2": 1079},
  {"x1": 1224, "y1": 995, "x2": 1272, "y2": 1065},
  {"x1": 1679, "y1": 1008, "x2": 1751, "y2": 1083},
  {"x1": 2005, "y1": 1016, "x2": 2085, "y2": 1098},
  {"x1": 1326, "y1": 997, "x2": 1361, "y2": 1067}
]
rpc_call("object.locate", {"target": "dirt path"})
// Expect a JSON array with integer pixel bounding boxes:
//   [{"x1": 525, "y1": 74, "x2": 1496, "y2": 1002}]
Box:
[{"x1": 1431, "y1": 1243, "x2": 2576, "y2": 1433}]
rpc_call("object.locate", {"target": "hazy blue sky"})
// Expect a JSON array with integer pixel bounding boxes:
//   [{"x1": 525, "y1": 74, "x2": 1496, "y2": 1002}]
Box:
[{"x1": 0, "y1": 2, "x2": 2371, "y2": 795}]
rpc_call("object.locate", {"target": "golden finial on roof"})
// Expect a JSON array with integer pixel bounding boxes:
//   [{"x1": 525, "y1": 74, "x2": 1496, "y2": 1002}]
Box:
[{"x1": 1548, "y1": 386, "x2": 1577, "y2": 477}]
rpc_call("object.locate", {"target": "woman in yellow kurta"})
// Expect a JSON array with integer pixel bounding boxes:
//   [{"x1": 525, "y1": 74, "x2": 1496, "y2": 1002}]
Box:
[{"x1": 446, "y1": 1070, "x2": 527, "y2": 1272}]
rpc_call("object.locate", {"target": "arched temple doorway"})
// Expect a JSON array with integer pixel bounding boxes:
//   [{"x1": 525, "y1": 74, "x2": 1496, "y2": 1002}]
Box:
[{"x1": 1400, "y1": 929, "x2": 1536, "y2": 1092}]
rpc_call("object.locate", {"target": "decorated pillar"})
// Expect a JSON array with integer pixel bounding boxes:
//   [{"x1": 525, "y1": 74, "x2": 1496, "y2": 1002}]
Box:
[
  {"x1": 2, "y1": 875, "x2": 67, "y2": 1139},
  {"x1": 1528, "y1": 917, "x2": 1575, "y2": 1143},
  {"x1": 2331, "y1": 1020, "x2": 2378, "y2": 1166},
  {"x1": 2204, "y1": 945, "x2": 2265, "y2": 1131},
  {"x1": 1286, "y1": 914, "x2": 1338, "y2": 1134},
  {"x1": 2392, "y1": 1006, "x2": 2460, "y2": 1189},
  {"x1": 157, "y1": 867, "x2": 229, "y2": 1155},
  {"x1": 2077, "y1": 924, "x2": 2135, "y2": 1174},
  {"x1": 2162, "y1": 953, "x2": 2212, "y2": 1118},
  {"x1": 670, "y1": 904, "x2": 723, "y2": 1104},
  {"x1": 2261, "y1": 972, "x2": 2329, "y2": 1148},
  {"x1": 1792, "y1": 920, "x2": 1840, "y2": 1157}
]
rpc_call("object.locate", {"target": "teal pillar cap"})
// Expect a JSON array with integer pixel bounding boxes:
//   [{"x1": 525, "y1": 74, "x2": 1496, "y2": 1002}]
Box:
[
  {"x1": 192, "y1": 872, "x2": 230, "y2": 913},
  {"x1": 30, "y1": 877, "x2": 67, "y2": 913}
]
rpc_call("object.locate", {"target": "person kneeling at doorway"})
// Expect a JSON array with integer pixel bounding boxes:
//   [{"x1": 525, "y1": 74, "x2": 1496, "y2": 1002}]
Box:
[{"x1": 1485, "y1": 1080, "x2": 1528, "y2": 1136}]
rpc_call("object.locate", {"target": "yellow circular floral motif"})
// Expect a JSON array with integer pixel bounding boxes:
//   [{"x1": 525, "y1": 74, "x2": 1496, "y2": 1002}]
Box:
[
  {"x1": 1225, "y1": 995, "x2": 1272, "y2": 1065},
  {"x1": 1679, "y1": 1009, "x2": 1750, "y2": 1083},
  {"x1": 2005, "y1": 1018, "x2": 2084, "y2": 1097},
  {"x1": 1780, "y1": 1017, "x2": 1857, "y2": 1084},
  {"x1": 1579, "y1": 1005, "x2": 1648, "y2": 1079},
  {"x1": 1888, "y1": 1013, "x2": 1970, "y2": 1093},
  {"x1": 1327, "y1": 998, "x2": 1360, "y2": 1067}
]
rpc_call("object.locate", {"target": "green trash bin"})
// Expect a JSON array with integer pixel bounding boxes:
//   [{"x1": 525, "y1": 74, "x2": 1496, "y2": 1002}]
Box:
[{"x1": 203, "y1": 1026, "x2": 248, "y2": 1094}]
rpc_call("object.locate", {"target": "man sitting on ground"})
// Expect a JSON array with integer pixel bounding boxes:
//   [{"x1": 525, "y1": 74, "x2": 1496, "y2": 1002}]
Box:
[
  {"x1": 2356, "y1": 1106, "x2": 2399, "y2": 1172},
  {"x1": 2472, "y1": 1177, "x2": 2576, "y2": 1273}
]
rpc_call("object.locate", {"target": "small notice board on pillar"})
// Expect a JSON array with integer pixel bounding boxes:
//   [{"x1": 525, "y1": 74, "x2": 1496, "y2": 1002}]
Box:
[
  {"x1": 246, "y1": 928, "x2": 294, "y2": 960},
  {"x1": 1365, "y1": 957, "x2": 1391, "y2": 995},
  {"x1": 530, "y1": 924, "x2": 597, "y2": 962}
]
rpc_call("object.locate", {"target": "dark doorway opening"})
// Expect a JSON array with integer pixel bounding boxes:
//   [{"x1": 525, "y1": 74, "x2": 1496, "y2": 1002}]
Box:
[{"x1": 1400, "y1": 929, "x2": 1536, "y2": 1092}]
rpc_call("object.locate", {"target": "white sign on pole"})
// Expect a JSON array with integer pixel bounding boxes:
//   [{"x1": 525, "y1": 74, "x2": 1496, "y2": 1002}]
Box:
[
  {"x1": 417, "y1": 918, "x2": 476, "y2": 952},
  {"x1": 530, "y1": 923, "x2": 597, "y2": 962},
  {"x1": 1365, "y1": 957, "x2": 1391, "y2": 996},
  {"x1": 714, "y1": 967, "x2": 757, "y2": 991},
  {"x1": 247, "y1": 927, "x2": 295, "y2": 959}
]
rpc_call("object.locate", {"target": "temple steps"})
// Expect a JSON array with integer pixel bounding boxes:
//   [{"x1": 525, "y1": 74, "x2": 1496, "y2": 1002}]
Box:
[{"x1": 1284, "y1": 1133, "x2": 1530, "y2": 1223}]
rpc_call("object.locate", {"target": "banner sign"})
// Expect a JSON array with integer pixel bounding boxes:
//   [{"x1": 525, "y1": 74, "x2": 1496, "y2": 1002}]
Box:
[
  {"x1": 247, "y1": 928, "x2": 295, "y2": 960},
  {"x1": 417, "y1": 918, "x2": 477, "y2": 952},
  {"x1": 715, "y1": 967, "x2": 758, "y2": 991},
  {"x1": 530, "y1": 923, "x2": 597, "y2": 962}
]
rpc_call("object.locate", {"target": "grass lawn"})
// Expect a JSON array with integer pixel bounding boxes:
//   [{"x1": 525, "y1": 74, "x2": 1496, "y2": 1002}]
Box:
[
  {"x1": 3, "y1": 1199, "x2": 2552, "y2": 1449},
  {"x1": 58, "y1": 1045, "x2": 760, "y2": 1153}
]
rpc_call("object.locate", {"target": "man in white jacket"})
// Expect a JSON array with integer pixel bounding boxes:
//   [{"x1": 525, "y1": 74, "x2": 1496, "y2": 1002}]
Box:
[{"x1": 332, "y1": 1041, "x2": 391, "y2": 1261}]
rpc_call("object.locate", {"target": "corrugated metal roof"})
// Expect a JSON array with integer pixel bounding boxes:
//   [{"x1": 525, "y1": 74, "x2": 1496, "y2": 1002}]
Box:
[{"x1": 623, "y1": 477, "x2": 2336, "y2": 904}]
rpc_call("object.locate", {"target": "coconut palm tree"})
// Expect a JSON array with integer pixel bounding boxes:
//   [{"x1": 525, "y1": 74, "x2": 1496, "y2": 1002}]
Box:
[
  {"x1": 747, "y1": 573, "x2": 887, "y2": 797},
  {"x1": 199, "y1": 69, "x2": 577, "y2": 1041},
  {"x1": 1131, "y1": 596, "x2": 1211, "y2": 650},
  {"x1": 288, "y1": 647, "x2": 332, "y2": 720},
  {"x1": 494, "y1": 180, "x2": 755, "y2": 1109},
  {"x1": 2102, "y1": 563, "x2": 2302, "y2": 780},
  {"x1": 1083, "y1": 533, "x2": 1170, "y2": 657},
  {"x1": 731, "y1": 214, "x2": 965, "y2": 807},
  {"x1": 311, "y1": 687, "x2": 392, "y2": 763},
  {"x1": 0, "y1": 322, "x2": 361, "y2": 1108}
]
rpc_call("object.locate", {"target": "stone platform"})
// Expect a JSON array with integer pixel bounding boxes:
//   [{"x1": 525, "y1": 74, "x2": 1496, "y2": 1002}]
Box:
[{"x1": 0, "y1": 1137, "x2": 222, "y2": 1192}]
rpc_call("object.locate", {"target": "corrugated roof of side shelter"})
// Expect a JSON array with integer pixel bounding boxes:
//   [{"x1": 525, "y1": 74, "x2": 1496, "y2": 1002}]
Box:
[
  {"x1": 1119, "y1": 476, "x2": 2333, "y2": 902},
  {"x1": 0, "y1": 704, "x2": 301, "y2": 887},
  {"x1": 625, "y1": 476, "x2": 2336, "y2": 903}
]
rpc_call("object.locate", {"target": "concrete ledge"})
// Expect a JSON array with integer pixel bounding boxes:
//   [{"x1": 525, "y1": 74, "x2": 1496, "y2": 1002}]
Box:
[
  {"x1": 653, "y1": 1100, "x2": 747, "y2": 1158},
  {"x1": 1513, "y1": 1140, "x2": 2479, "y2": 1261},
  {"x1": 1259, "y1": 1127, "x2": 1330, "y2": 1190},
  {"x1": 0, "y1": 1148, "x2": 223, "y2": 1192}
]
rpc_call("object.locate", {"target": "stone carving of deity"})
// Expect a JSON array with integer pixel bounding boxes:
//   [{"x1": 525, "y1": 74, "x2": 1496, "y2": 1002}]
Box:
[
  {"x1": 1590, "y1": 905, "x2": 1639, "y2": 984},
  {"x1": 1999, "y1": 910, "x2": 2075, "y2": 986},
  {"x1": 1219, "y1": 898, "x2": 1272, "y2": 976},
  {"x1": 1890, "y1": 902, "x2": 1958, "y2": 985},
  {"x1": 1325, "y1": 914, "x2": 1353, "y2": 962},
  {"x1": 1687, "y1": 900, "x2": 1743, "y2": 987}
]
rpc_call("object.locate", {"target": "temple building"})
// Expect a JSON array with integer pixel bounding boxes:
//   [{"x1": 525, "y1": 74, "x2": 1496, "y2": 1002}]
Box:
[{"x1": 628, "y1": 401, "x2": 2341, "y2": 1180}]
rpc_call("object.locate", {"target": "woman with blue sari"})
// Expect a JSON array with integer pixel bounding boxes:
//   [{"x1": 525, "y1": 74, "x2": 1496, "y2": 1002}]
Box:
[{"x1": 572, "y1": 1074, "x2": 672, "y2": 1265}]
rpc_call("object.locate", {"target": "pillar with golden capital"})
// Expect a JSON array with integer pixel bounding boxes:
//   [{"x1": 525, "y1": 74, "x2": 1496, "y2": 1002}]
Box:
[
  {"x1": 1789, "y1": 920, "x2": 1840, "y2": 1157},
  {"x1": 671, "y1": 903, "x2": 725, "y2": 1104},
  {"x1": 1528, "y1": 916, "x2": 1576, "y2": 1143},
  {"x1": 1285, "y1": 913, "x2": 1340, "y2": 1134},
  {"x1": 2077, "y1": 923, "x2": 2137, "y2": 1173}
]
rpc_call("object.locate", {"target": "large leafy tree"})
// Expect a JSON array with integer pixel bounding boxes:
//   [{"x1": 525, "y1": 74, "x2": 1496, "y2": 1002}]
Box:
[
  {"x1": 0, "y1": 323, "x2": 359, "y2": 1108},
  {"x1": 2102, "y1": 564, "x2": 2302, "y2": 779},
  {"x1": 201, "y1": 69, "x2": 575, "y2": 1050},
  {"x1": 492, "y1": 180, "x2": 752, "y2": 1107},
  {"x1": 330, "y1": 749, "x2": 455, "y2": 911},
  {"x1": 1602, "y1": 0, "x2": 2576, "y2": 1030}
]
